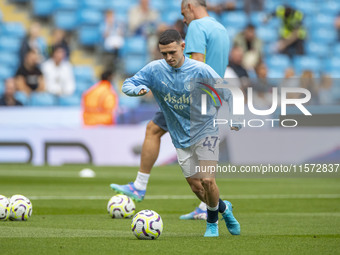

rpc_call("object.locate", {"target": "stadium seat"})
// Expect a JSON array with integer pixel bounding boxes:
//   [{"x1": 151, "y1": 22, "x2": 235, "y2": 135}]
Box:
[
  {"x1": 73, "y1": 66, "x2": 95, "y2": 84},
  {"x1": 124, "y1": 54, "x2": 148, "y2": 75},
  {"x1": 0, "y1": 80, "x2": 4, "y2": 95},
  {"x1": 77, "y1": 9, "x2": 102, "y2": 26},
  {"x1": 122, "y1": 36, "x2": 147, "y2": 56},
  {"x1": 81, "y1": 0, "x2": 106, "y2": 11},
  {"x1": 226, "y1": 27, "x2": 241, "y2": 41},
  {"x1": 323, "y1": 57, "x2": 340, "y2": 73},
  {"x1": 320, "y1": 1, "x2": 340, "y2": 15},
  {"x1": 256, "y1": 26, "x2": 278, "y2": 43},
  {"x1": 292, "y1": 1, "x2": 316, "y2": 15},
  {"x1": 0, "y1": 66, "x2": 14, "y2": 80},
  {"x1": 305, "y1": 42, "x2": 330, "y2": 58},
  {"x1": 334, "y1": 44, "x2": 340, "y2": 57},
  {"x1": 310, "y1": 28, "x2": 337, "y2": 45},
  {"x1": 207, "y1": 11, "x2": 220, "y2": 23},
  {"x1": 107, "y1": 0, "x2": 137, "y2": 12},
  {"x1": 151, "y1": 0, "x2": 167, "y2": 12},
  {"x1": 54, "y1": 0, "x2": 78, "y2": 11},
  {"x1": 53, "y1": 11, "x2": 78, "y2": 31},
  {"x1": 166, "y1": 0, "x2": 181, "y2": 12},
  {"x1": 162, "y1": 11, "x2": 182, "y2": 26},
  {"x1": 78, "y1": 25, "x2": 100, "y2": 46},
  {"x1": 267, "y1": 68, "x2": 285, "y2": 78},
  {"x1": 14, "y1": 91, "x2": 29, "y2": 105},
  {"x1": 250, "y1": 12, "x2": 266, "y2": 27},
  {"x1": 0, "y1": 36, "x2": 22, "y2": 53},
  {"x1": 58, "y1": 94, "x2": 81, "y2": 106},
  {"x1": 0, "y1": 51, "x2": 20, "y2": 70},
  {"x1": 310, "y1": 14, "x2": 336, "y2": 29},
  {"x1": 1, "y1": 22, "x2": 26, "y2": 38},
  {"x1": 293, "y1": 56, "x2": 321, "y2": 75},
  {"x1": 75, "y1": 80, "x2": 92, "y2": 95},
  {"x1": 30, "y1": 92, "x2": 56, "y2": 106},
  {"x1": 221, "y1": 11, "x2": 248, "y2": 30},
  {"x1": 32, "y1": 0, "x2": 54, "y2": 17},
  {"x1": 265, "y1": 54, "x2": 291, "y2": 71}
]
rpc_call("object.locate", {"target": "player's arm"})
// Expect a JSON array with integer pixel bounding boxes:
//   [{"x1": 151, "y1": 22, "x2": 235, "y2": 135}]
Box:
[
  {"x1": 190, "y1": 53, "x2": 205, "y2": 63},
  {"x1": 122, "y1": 64, "x2": 152, "y2": 97}
]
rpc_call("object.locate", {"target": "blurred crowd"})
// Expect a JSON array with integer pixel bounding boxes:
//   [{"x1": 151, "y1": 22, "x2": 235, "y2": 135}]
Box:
[{"x1": 1, "y1": 0, "x2": 339, "y2": 116}]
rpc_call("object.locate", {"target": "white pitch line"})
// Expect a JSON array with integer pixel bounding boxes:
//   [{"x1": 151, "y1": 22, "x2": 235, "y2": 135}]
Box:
[{"x1": 28, "y1": 194, "x2": 340, "y2": 200}]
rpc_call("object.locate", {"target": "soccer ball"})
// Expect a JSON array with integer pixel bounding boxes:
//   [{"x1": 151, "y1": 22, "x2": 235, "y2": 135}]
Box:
[
  {"x1": 131, "y1": 210, "x2": 163, "y2": 240},
  {"x1": 107, "y1": 195, "x2": 135, "y2": 218},
  {"x1": 9, "y1": 194, "x2": 33, "y2": 221},
  {"x1": 0, "y1": 195, "x2": 10, "y2": 221}
]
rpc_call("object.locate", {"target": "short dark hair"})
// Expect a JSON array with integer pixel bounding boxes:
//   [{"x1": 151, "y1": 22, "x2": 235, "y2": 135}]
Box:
[
  {"x1": 158, "y1": 29, "x2": 182, "y2": 45},
  {"x1": 101, "y1": 70, "x2": 113, "y2": 81}
]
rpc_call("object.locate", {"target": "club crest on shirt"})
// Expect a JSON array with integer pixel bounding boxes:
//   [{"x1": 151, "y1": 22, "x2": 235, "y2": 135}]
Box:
[{"x1": 184, "y1": 81, "x2": 191, "y2": 92}]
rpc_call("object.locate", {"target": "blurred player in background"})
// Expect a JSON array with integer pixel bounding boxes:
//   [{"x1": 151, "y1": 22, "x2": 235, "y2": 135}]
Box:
[
  {"x1": 111, "y1": 0, "x2": 231, "y2": 220},
  {"x1": 121, "y1": 29, "x2": 240, "y2": 237}
]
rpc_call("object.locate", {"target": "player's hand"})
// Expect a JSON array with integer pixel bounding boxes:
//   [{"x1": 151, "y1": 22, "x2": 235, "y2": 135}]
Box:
[
  {"x1": 138, "y1": 89, "x2": 148, "y2": 96},
  {"x1": 231, "y1": 126, "x2": 239, "y2": 131}
]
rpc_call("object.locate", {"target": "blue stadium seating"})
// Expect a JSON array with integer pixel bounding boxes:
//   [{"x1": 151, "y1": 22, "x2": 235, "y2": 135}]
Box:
[
  {"x1": 75, "y1": 80, "x2": 92, "y2": 95},
  {"x1": 124, "y1": 54, "x2": 148, "y2": 75},
  {"x1": 0, "y1": 66, "x2": 15, "y2": 80},
  {"x1": 267, "y1": 68, "x2": 285, "y2": 78},
  {"x1": 107, "y1": 0, "x2": 137, "y2": 12},
  {"x1": 73, "y1": 66, "x2": 95, "y2": 84},
  {"x1": 305, "y1": 41, "x2": 330, "y2": 58},
  {"x1": 77, "y1": 9, "x2": 102, "y2": 26},
  {"x1": 14, "y1": 91, "x2": 29, "y2": 105},
  {"x1": 32, "y1": 0, "x2": 54, "y2": 17},
  {"x1": 78, "y1": 25, "x2": 100, "y2": 46},
  {"x1": 0, "y1": 51, "x2": 20, "y2": 70},
  {"x1": 226, "y1": 27, "x2": 241, "y2": 41},
  {"x1": 0, "y1": 80, "x2": 4, "y2": 96},
  {"x1": 293, "y1": 56, "x2": 321, "y2": 74},
  {"x1": 310, "y1": 28, "x2": 337, "y2": 45},
  {"x1": 0, "y1": 36, "x2": 22, "y2": 53},
  {"x1": 122, "y1": 36, "x2": 147, "y2": 56},
  {"x1": 265, "y1": 54, "x2": 291, "y2": 71},
  {"x1": 81, "y1": 0, "x2": 106, "y2": 11},
  {"x1": 256, "y1": 26, "x2": 278, "y2": 43},
  {"x1": 151, "y1": 0, "x2": 167, "y2": 12},
  {"x1": 1, "y1": 22, "x2": 26, "y2": 38},
  {"x1": 323, "y1": 57, "x2": 340, "y2": 73},
  {"x1": 320, "y1": 1, "x2": 340, "y2": 15},
  {"x1": 30, "y1": 92, "x2": 56, "y2": 106},
  {"x1": 334, "y1": 44, "x2": 340, "y2": 57},
  {"x1": 54, "y1": 0, "x2": 78, "y2": 11},
  {"x1": 207, "y1": 11, "x2": 220, "y2": 23},
  {"x1": 53, "y1": 11, "x2": 78, "y2": 30},
  {"x1": 310, "y1": 13, "x2": 336, "y2": 29},
  {"x1": 162, "y1": 11, "x2": 182, "y2": 26},
  {"x1": 250, "y1": 12, "x2": 267, "y2": 27},
  {"x1": 58, "y1": 94, "x2": 81, "y2": 106},
  {"x1": 292, "y1": 1, "x2": 317, "y2": 15},
  {"x1": 221, "y1": 11, "x2": 248, "y2": 30}
]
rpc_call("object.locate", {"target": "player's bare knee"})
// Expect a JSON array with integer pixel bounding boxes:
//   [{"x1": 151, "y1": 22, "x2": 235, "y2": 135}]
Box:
[
  {"x1": 146, "y1": 121, "x2": 166, "y2": 138},
  {"x1": 201, "y1": 178, "x2": 216, "y2": 190}
]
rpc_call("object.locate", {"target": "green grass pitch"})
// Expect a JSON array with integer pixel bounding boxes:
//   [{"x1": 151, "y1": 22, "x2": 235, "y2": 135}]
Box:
[{"x1": 0, "y1": 164, "x2": 339, "y2": 255}]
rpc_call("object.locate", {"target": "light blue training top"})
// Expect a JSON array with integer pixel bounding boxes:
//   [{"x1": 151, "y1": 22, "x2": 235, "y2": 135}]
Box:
[
  {"x1": 184, "y1": 16, "x2": 230, "y2": 77},
  {"x1": 122, "y1": 57, "x2": 238, "y2": 149}
]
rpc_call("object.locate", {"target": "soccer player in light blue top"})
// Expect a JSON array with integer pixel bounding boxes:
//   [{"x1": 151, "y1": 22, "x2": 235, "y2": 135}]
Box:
[
  {"x1": 110, "y1": 0, "x2": 232, "y2": 222},
  {"x1": 120, "y1": 29, "x2": 240, "y2": 237}
]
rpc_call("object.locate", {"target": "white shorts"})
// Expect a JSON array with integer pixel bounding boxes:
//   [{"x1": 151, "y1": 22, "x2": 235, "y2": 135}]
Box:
[{"x1": 176, "y1": 135, "x2": 220, "y2": 178}]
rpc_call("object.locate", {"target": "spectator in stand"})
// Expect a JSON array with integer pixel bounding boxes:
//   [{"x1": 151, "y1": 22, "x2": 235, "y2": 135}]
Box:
[
  {"x1": 128, "y1": 0, "x2": 159, "y2": 36},
  {"x1": 41, "y1": 45, "x2": 75, "y2": 96},
  {"x1": 299, "y1": 70, "x2": 318, "y2": 105},
  {"x1": 19, "y1": 22, "x2": 48, "y2": 64},
  {"x1": 82, "y1": 70, "x2": 119, "y2": 126},
  {"x1": 48, "y1": 29, "x2": 70, "y2": 59},
  {"x1": 335, "y1": 12, "x2": 340, "y2": 41},
  {"x1": 233, "y1": 24, "x2": 262, "y2": 70},
  {"x1": 0, "y1": 78, "x2": 23, "y2": 106},
  {"x1": 224, "y1": 46, "x2": 250, "y2": 92},
  {"x1": 319, "y1": 75, "x2": 334, "y2": 105},
  {"x1": 268, "y1": 5, "x2": 306, "y2": 57},
  {"x1": 100, "y1": 10, "x2": 125, "y2": 55},
  {"x1": 244, "y1": 0, "x2": 264, "y2": 15},
  {"x1": 15, "y1": 49, "x2": 45, "y2": 95},
  {"x1": 251, "y1": 62, "x2": 273, "y2": 108},
  {"x1": 280, "y1": 67, "x2": 299, "y2": 89},
  {"x1": 207, "y1": 0, "x2": 235, "y2": 15}
]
